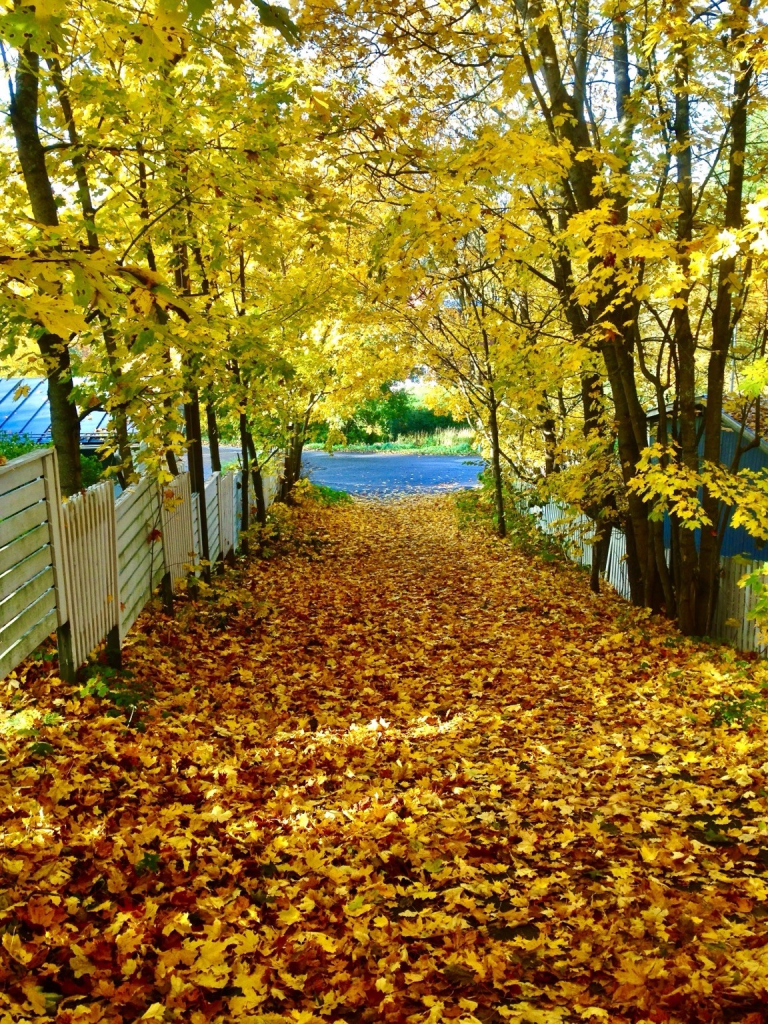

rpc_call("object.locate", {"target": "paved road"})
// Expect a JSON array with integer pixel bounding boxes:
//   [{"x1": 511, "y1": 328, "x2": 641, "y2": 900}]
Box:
[
  {"x1": 301, "y1": 449, "x2": 484, "y2": 496},
  {"x1": 194, "y1": 446, "x2": 484, "y2": 496}
]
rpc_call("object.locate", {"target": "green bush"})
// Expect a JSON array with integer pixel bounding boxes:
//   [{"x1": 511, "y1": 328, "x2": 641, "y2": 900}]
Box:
[
  {"x1": 0, "y1": 432, "x2": 105, "y2": 487},
  {"x1": 0, "y1": 432, "x2": 42, "y2": 462},
  {"x1": 300, "y1": 481, "x2": 353, "y2": 505},
  {"x1": 310, "y1": 384, "x2": 465, "y2": 446}
]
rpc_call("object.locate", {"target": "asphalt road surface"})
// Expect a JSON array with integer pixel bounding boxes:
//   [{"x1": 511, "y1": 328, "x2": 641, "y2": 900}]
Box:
[
  {"x1": 301, "y1": 449, "x2": 484, "y2": 496},
  {"x1": 195, "y1": 446, "x2": 483, "y2": 497}
]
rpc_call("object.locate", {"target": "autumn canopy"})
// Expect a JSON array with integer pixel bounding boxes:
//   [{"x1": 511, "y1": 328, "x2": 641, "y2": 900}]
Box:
[{"x1": 4, "y1": 0, "x2": 768, "y2": 631}]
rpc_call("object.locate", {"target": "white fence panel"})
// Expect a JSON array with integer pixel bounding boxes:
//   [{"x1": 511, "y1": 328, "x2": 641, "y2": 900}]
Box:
[
  {"x1": 263, "y1": 472, "x2": 280, "y2": 508},
  {"x1": 116, "y1": 477, "x2": 164, "y2": 640},
  {"x1": 59, "y1": 481, "x2": 119, "y2": 669},
  {"x1": 191, "y1": 492, "x2": 201, "y2": 568},
  {"x1": 532, "y1": 500, "x2": 768, "y2": 653},
  {"x1": 712, "y1": 557, "x2": 768, "y2": 657},
  {"x1": 0, "y1": 449, "x2": 64, "y2": 679},
  {"x1": 219, "y1": 471, "x2": 236, "y2": 558},
  {"x1": 604, "y1": 529, "x2": 631, "y2": 600},
  {"x1": 161, "y1": 473, "x2": 196, "y2": 591},
  {"x1": 205, "y1": 474, "x2": 221, "y2": 563}
]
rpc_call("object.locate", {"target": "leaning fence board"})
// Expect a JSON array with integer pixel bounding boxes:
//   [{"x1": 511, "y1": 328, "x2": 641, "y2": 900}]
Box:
[
  {"x1": 234, "y1": 471, "x2": 243, "y2": 543},
  {"x1": 161, "y1": 473, "x2": 196, "y2": 591},
  {"x1": 60, "y1": 482, "x2": 119, "y2": 669},
  {"x1": 191, "y1": 492, "x2": 201, "y2": 568},
  {"x1": 264, "y1": 473, "x2": 280, "y2": 507},
  {"x1": 604, "y1": 530, "x2": 631, "y2": 600}
]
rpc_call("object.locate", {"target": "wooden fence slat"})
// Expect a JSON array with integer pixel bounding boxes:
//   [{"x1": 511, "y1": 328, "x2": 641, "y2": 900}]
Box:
[
  {"x1": 0, "y1": 522, "x2": 50, "y2": 578},
  {"x1": 0, "y1": 607, "x2": 58, "y2": 680},
  {"x1": 42, "y1": 449, "x2": 68, "y2": 629},
  {"x1": 0, "y1": 546, "x2": 52, "y2": 604},
  {"x1": 117, "y1": 476, "x2": 164, "y2": 640},
  {"x1": 0, "y1": 566, "x2": 55, "y2": 630},
  {"x1": 0, "y1": 586, "x2": 57, "y2": 651},
  {"x1": 0, "y1": 448, "x2": 48, "y2": 496},
  {"x1": 0, "y1": 502, "x2": 48, "y2": 551},
  {"x1": 1, "y1": 478, "x2": 46, "y2": 522}
]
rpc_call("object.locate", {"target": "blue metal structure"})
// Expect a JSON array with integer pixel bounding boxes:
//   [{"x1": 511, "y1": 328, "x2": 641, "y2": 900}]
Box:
[
  {"x1": 649, "y1": 402, "x2": 768, "y2": 562},
  {"x1": 0, "y1": 377, "x2": 110, "y2": 447},
  {"x1": 714, "y1": 410, "x2": 768, "y2": 561}
]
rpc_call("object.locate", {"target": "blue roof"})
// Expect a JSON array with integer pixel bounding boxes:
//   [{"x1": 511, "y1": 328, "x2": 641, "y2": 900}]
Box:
[{"x1": 0, "y1": 377, "x2": 111, "y2": 445}]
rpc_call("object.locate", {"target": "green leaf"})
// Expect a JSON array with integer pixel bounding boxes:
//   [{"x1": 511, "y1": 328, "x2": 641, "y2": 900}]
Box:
[
  {"x1": 251, "y1": 0, "x2": 301, "y2": 45},
  {"x1": 423, "y1": 858, "x2": 444, "y2": 874},
  {"x1": 185, "y1": 0, "x2": 215, "y2": 21}
]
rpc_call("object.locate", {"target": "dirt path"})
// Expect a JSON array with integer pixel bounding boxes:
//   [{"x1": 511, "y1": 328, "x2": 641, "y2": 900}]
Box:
[{"x1": 2, "y1": 496, "x2": 768, "y2": 1023}]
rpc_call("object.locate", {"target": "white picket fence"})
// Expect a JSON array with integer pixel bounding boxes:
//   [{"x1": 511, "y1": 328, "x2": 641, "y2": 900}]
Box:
[
  {"x1": 60, "y1": 482, "x2": 120, "y2": 670},
  {"x1": 534, "y1": 499, "x2": 766, "y2": 654},
  {"x1": 0, "y1": 450, "x2": 278, "y2": 680}
]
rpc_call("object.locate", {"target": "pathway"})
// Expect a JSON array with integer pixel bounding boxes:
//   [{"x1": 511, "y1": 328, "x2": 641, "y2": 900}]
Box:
[{"x1": 1, "y1": 497, "x2": 767, "y2": 1023}]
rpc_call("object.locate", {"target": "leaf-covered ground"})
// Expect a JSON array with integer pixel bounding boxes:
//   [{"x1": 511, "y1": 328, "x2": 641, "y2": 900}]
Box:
[{"x1": 2, "y1": 495, "x2": 768, "y2": 1024}]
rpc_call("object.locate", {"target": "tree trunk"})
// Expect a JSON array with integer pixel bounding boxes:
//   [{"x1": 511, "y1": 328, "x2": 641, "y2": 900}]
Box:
[
  {"x1": 206, "y1": 402, "x2": 222, "y2": 473},
  {"x1": 184, "y1": 390, "x2": 211, "y2": 583},
  {"x1": 281, "y1": 423, "x2": 303, "y2": 500},
  {"x1": 9, "y1": 47, "x2": 81, "y2": 494},
  {"x1": 487, "y1": 390, "x2": 506, "y2": 538},
  {"x1": 246, "y1": 432, "x2": 268, "y2": 526},
  {"x1": 590, "y1": 521, "x2": 612, "y2": 594},
  {"x1": 239, "y1": 410, "x2": 250, "y2": 555}
]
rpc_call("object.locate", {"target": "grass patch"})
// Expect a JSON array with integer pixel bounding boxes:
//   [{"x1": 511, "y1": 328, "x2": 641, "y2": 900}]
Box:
[
  {"x1": 302, "y1": 481, "x2": 353, "y2": 505},
  {"x1": 306, "y1": 427, "x2": 479, "y2": 457}
]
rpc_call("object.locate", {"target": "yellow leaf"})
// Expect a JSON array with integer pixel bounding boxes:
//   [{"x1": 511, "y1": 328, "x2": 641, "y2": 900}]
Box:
[
  {"x1": 140, "y1": 1005, "x2": 166, "y2": 1021},
  {"x1": 2, "y1": 933, "x2": 34, "y2": 965},
  {"x1": 277, "y1": 905, "x2": 302, "y2": 926}
]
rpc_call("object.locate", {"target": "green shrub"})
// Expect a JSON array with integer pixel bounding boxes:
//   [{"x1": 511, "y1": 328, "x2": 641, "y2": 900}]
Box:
[
  {"x1": 0, "y1": 432, "x2": 42, "y2": 462},
  {"x1": 309, "y1": 383, "x2": 466, "y2": 446},
  {"x1": 300, "y1": 481, "x2": 353, "y2": 505},
  {"x1": 0, "y1": 433, "x2": 106, "y2": 487}
]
